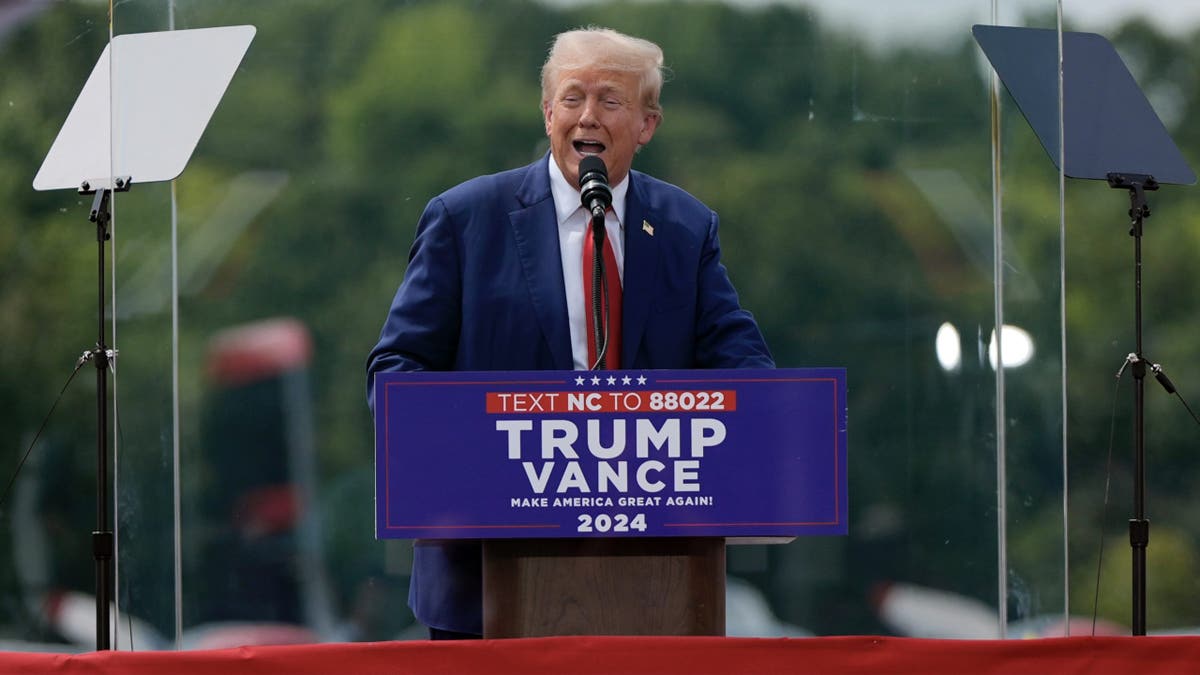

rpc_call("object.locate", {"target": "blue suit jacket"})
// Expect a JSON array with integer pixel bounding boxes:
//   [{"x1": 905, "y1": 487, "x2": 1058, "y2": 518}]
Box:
[{"x1": 367, "y1": 156, "x2": 773, "y2": 633}]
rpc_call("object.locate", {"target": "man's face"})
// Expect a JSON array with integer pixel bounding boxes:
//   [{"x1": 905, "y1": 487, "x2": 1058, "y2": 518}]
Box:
[{"x1": 543, "y1": 66, "x2": 660, "y2": 189}]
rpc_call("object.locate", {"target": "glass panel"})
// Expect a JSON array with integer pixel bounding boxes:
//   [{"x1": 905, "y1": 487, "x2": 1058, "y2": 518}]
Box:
[
  {"x1": 994, "y1": 4, "x2": 1068, "y2": 637},
  {"x1": 109, "y1": 181, "x2": 177, "y2": 650},
  {"x1": 116, "y1": 0, "x2": 407, "y2": 647},
  {"x1": 697, "y1": 3, "x2": 1009, "y2": 636},
  {"x1": 109, "y1": 1, "x2": 178, "y2": 651}
]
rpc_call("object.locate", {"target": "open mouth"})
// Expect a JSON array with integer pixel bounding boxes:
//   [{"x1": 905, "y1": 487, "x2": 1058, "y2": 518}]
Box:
[{"x1": 573, "y1": 140, "x2": 606, "y2": 155}]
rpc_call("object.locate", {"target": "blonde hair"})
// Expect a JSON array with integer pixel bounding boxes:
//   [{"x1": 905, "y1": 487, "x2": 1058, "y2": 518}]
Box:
[{"x1": 540, "y1": 27, "x2": 665, "y2": 117}]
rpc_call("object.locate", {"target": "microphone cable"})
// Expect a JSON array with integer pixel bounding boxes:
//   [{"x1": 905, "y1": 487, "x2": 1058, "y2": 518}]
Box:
[
  {"x1": 0, "y1": 355, "x2": 90, "y2": 513},
  {"x1": 1090, "y1": 360, "x2": 1125, "y2": 637}
]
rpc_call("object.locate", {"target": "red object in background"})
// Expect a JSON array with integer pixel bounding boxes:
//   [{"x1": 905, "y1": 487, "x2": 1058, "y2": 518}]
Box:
[
  {"x1": 232, "y1": 485, "x2": 300, "y2": 538},
  {"x1": 206, "y1": 318, "x2": 313, "y2": 386},
  {"x1": 192, "y1": 317, "x2": 326, "y2": 630}
]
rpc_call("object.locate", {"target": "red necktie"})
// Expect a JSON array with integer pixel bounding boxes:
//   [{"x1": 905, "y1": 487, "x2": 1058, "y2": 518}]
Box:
[{"x1": 582, "y1": 223, "x2": 622, "y2": 369}]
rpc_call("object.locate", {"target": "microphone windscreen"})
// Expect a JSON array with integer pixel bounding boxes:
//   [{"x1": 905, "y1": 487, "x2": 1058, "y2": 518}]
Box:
[{"x1": 579, "y1": 155, "x2": 608, "y2": 182}]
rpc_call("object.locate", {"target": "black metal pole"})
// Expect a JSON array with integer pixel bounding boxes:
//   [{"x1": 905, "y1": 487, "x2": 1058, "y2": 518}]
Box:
[
  {"x1": 1109, "y1": 172, "x2": 1155, "y2": 636},
  {"x1": 88, "y1": 187, "x2": 114, "y2": 650},
  {"x1": 1131, "y1": 207, "x2": 1148, "y2": 637}
]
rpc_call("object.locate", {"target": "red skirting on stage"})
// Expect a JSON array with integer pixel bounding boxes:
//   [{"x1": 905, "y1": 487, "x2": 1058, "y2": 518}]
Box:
[{"x1": 3, "y1": 635, "x2": 1197, "y2": 674}]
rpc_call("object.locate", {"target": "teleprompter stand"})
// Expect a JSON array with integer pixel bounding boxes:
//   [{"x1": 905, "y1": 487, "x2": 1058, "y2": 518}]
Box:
[
  {"x1": 974, "y1": 25, "x2": 1195, "y2": 635},
  {"x1": 78, "y1": 176, "x2": 129, "y2": 651},
  {"x1": 1106, "y1": 171, "x2": 1188, "y2": 635},
  {"x1": 33, "y1": 25, "x2": 256, "y2": 649}
]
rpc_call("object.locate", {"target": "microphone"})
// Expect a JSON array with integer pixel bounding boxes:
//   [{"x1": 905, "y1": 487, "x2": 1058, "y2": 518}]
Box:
[{"x1": 579, "y1": 156, "x2": 612, "y2": 220}]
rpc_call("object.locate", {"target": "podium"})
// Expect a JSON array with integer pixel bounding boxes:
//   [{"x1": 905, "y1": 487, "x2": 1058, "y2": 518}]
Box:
[
  {"x1": 374, "y1": 368, "x2": 846, "y2": 637},
  {"x1": 483, "y1": 537, "x2": 724, "y2": 637}
]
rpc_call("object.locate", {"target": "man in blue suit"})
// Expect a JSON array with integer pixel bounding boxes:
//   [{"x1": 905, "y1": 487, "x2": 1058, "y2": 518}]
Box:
[{"x1": 367, "y1": 27, "x2": 773, "y2": 639}]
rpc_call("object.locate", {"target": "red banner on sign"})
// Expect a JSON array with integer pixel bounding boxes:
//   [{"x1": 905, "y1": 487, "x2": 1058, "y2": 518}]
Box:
[{"x1": 485, "y1": 390, "x2": 737, "y2": 414}]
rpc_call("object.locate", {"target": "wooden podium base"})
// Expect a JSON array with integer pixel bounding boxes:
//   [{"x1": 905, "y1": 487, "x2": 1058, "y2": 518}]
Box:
[{"x1": 482, "y1": 538, "x2": 725, "y2": 638}]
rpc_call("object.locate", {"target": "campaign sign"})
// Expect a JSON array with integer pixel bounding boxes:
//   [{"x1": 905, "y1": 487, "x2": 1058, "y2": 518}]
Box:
[{"x1": 375, "y1": 368, "x2": 847, "y2": 539}]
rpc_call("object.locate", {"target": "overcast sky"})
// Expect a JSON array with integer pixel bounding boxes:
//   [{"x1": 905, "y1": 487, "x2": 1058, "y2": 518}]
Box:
[
  {"x1": 797, "y1": 0, "x2": 1200, "y2": 41},
  {"x1": 542, "y1": 1, "x2": 1200, "y2": 46}
]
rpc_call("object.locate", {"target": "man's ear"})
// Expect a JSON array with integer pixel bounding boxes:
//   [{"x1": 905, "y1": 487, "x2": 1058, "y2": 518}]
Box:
[{"x1": 638, "y1": 112, "x2": 661, "y2": 147}]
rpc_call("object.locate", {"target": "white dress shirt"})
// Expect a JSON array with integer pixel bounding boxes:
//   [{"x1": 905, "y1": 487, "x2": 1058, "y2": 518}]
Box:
[{"x1": 547, "y1": 154, "x2": 627, "y2": 370}]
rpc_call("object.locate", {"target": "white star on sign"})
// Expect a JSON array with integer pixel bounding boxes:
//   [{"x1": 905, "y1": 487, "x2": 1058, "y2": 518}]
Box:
[
  {"x1": 606, "y1": 376, "x2": 616, "y2": 385},
  {"x1": 637, "y1": 375, "x2": 647, "y2": 385},
  {"x1": 575, "y1": 376, "x2": 585, "y2": 385},
  {"x1": 591, "y1": 376, "x2": 601, "y2": 385},
  {"x1": 621, "y1": 376, "x2": 632, "y2": 385}
]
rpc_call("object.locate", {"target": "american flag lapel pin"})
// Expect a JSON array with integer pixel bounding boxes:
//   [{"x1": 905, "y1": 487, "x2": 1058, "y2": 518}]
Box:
[{"x1": 642, "y1": 220, "x2": 654, "y2": 236}]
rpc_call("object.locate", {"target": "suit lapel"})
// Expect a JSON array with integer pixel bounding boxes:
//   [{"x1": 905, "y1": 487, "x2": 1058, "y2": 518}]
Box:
[
  {"x1": 621, "y1": 173, "x2": 659, "y2": 368},
  {"x1": 510, "y1": 159, "x2": 573, "y2": 370}
]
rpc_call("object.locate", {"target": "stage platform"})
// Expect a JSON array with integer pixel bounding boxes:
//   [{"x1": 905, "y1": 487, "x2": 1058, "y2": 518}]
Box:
[{"x1": 4, "y1": 634, "x2": 1199, "y2": 674}]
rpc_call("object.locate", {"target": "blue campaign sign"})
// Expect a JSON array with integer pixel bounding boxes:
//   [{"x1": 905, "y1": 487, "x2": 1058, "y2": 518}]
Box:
[{"x1": 374, "y1": 368, "x2": 847, "y2": 539}]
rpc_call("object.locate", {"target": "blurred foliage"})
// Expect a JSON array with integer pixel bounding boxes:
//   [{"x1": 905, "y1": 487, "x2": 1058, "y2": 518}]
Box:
[{"x1": 3, "y1": 0, "x2": 1200, "y2": 644}]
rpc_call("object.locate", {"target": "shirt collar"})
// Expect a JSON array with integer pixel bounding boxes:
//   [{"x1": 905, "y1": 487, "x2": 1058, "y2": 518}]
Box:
[{"x1": 548, "y1": 154, "x2": 628, "y2": 229}]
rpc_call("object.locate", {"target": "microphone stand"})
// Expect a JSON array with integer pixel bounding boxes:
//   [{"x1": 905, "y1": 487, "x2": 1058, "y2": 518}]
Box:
[{"x1": 590, "y1": 209, "x2": 609, "y2": 370}]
